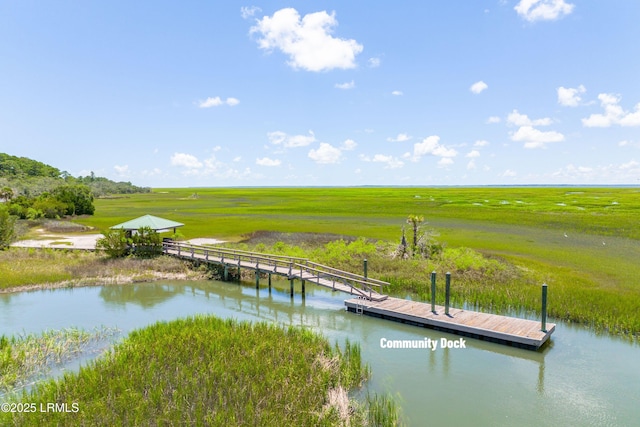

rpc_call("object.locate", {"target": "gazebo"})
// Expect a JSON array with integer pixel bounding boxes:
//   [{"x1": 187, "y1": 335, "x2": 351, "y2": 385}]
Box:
[{"x1": 110, "y1": 214, "x2": 184, "y2": 237}]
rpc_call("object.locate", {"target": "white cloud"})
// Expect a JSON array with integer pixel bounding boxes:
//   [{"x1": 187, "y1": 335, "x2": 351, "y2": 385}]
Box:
[
  {"x1": 341, "y1": 139, "x2": 357, "y2": 151},
  {"x1": 514, "y1": 0, "x2": 575, "y2": 22},
  {"x1": 510, "y1": 126, "x2": 565, "y2": 148},
  {"x1": 170, "y1": 153, "x2": 256, "y2": 180},
  {"x1": 368, "y1": 57, "x2": 381, "y2": 68},
  {"x1": 241, "y1": 6, "x2": 261, "y2": 19},
  {"x1": 171, "y1": 153, "x2": 203, "y2": 169},
  {"x1": 233, "y1": 156, "x2": 242, "y2": 162},
  {"x1": 507, "y1": 109, "x2": 562, "y2": 148},
  {"x1": 470, "y1": 81, "x2": 488, "y2": 94},
  {"x1": 114, "y1": 164, "x2": 129, "y2": 177},
  {"x1": 507, "y1": 109, "x2": 552, "y2": 126},
  {"x1": 268, "y1": 130, "x2": 316, "y2": 148},
  {"x1": 552, "y1": 161, "x2": 640, "y2": 183},
  {"x1": 308, "y1": 143, "x2": 342, "y2": 164},
  {"x1": 250, "y1": 8, "x2": 363, "y2": 72},
  {"x1": 391, "y1": 90, "x2": 403, "y2": 96},
  {"x1": 466, "y1": 150, "x2": 480, "y2": 158},
  {"x1": 619, "y1": 140, "x2": 640, "y2": 148},
  {"x1": 335, "y1": 80, "x2": 355, "y2": 90},
  {"x1": 141, "y1": 168, "x2": 162, "y2": 177},
  {"x1": 557, "y1": 85, "x2": 586, "y2": 107},
  {"x1": 501, "y1": 169, "x2": 517, "y2": 177},
  {"x1": 467, "y1": 159, "x2": 477, "y2": 170},
  {"x1": 438, "y1": 158, "x2": 454, "y2": 167},
  {"x1": 408, "y1": 135, "x2": 457, "y2": 162},
  {"x1": 486, "y1": 116, "x2": 501, "y2": 124},
  {"x1": 360, "y1": 154, "x2": 404, "y2": 169},
  {"x1": 198, "y1": 97, "x2": 240, "y2": 108},
  {"x1": 256, "y1": 157, "x2": 281, "y2": 167},
  {"x1": 582, "y1": 93, "x2": 640, "y2": 127},
  {"x1": 387, "y1": 133, "x2": 411, "y2": 143},
  {"x1": 474, "y1": 140, "x2": 490, "y2": 147}
]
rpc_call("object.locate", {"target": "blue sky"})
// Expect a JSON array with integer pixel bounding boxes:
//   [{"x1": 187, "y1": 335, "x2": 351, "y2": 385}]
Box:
[{"x1": 1, "y1": 1, "x2": 639, "y2": 187}]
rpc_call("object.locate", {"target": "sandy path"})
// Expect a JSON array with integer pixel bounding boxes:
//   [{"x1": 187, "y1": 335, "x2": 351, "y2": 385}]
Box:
[
  {"x1": 11, "y1": 234, "x2": 104, "y2": 250},
  {"x1": 10, "y1": 235, "x2": 225, "y2": 250}
]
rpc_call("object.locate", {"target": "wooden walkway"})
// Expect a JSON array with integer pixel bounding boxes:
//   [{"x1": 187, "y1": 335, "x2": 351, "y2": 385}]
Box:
[
  {"x1": 163, "y1": 241, "x2": 554, "y2": 350},
  {"x1": 162, "y1": 241, "x2": 389, "y2": 301},
  {"x1": 345, "y1": 297, "x2": 555, "y2": 350}
]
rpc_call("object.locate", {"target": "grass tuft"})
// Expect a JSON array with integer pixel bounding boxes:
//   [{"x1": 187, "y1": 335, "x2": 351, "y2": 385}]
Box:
[{"x1": 0, "y1": 316, "x2": 392, "y2": 426}]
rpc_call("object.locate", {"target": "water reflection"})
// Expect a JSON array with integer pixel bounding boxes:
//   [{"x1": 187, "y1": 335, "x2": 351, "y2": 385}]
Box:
[
  {"x1": 99, "y1": 283, "x2": 185, "y2": 308},
  {"x1": 1, "y1": 280, "x2": 638, "y2": 426}
]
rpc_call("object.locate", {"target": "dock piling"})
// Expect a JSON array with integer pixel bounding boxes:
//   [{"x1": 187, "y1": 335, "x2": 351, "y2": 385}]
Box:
[
  {"x1": 445, "y1": 272, "x2": 451, "y2": 316},
  {"x1": 541, "y1": 283, "x2": 548, "y2": 332},
  {"x1": 430, "y1": 271, "x2": 437, "y2": 313}
]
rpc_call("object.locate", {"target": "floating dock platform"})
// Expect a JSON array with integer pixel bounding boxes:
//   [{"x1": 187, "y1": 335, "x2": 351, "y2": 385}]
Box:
[{"x1": 345, "y1": 296, "x2": 555, "y2": 350}]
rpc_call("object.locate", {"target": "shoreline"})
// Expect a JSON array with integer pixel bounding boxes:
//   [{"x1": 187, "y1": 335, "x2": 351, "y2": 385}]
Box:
[{"x1": 0, "y1": 271, "x2": 208, "y2": 295}]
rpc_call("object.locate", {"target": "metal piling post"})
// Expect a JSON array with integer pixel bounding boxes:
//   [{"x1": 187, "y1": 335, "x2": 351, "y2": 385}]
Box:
[
  {"x1": 445, "y1": 272, "x2": 451, "y2": 316},
  {"x1": 431, "y1": 271, "x2": 437, "y2": 313},
  {"x1": 541, "y1": 283, "x2": 548, "y2": 332}
]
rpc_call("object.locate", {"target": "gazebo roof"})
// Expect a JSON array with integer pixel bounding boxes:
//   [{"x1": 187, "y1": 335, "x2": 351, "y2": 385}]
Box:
[{"x1": 110, "y1": 214, "x2": 184, "y2": 232}]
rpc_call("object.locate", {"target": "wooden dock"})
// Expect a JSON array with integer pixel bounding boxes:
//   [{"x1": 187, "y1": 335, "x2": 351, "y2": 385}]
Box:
[
  {"x1": 345, "y1": 297, "x2": 555, "y2": 350},
  {"x1": 163, "y1": 241, "x2": 388, "y2": 301},
  {"x1": 163, "y1": 241, "x2": 554, "y2": 350}
]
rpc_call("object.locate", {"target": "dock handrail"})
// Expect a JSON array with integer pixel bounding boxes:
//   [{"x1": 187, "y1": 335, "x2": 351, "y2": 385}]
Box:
[{"x1": 162, "y1": 241, "x2": 388, "y2": 300}]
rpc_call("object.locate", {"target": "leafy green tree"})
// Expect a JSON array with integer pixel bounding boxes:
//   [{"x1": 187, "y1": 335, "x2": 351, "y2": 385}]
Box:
[
  {"x1": 0, "y1": 187, "x2": 13, "y2": 202},
  {"x1": 131, "y1": 226, "x2": 162, "y2": 257},
  {"x1": 406, "y1": 214, "x2": 424, "y2": 256},
  {"x1": 95, "y1": 229, "x2": 131, "y2": 258},
  {"x1": 32, "y1": 197, "x2": 68, "y2": 219},
  {"x1": 52, "y1": 184, "x2": 95, "y2": 216},
  {"x1": 0, "y1": 205, "x2": 16, "y2": 250}
]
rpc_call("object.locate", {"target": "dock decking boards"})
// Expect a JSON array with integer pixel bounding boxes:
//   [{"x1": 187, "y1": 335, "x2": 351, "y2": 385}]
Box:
[
  {"x1": 163, "y1": 242, "x2": 555, "y2": 351},
  {"x1": 345, "y1": 297, "x2": 554, "y2": 350}
]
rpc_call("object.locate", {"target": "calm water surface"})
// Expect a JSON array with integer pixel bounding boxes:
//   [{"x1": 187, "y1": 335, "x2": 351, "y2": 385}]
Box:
[{"x1": 1, "y1": 280, "x2": 638, "y2": 426}]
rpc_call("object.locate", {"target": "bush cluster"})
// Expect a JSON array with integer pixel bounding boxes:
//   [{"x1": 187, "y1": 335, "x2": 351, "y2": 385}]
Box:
[
  {"x1": 96, "y1": 227, "x2": 163, "y2": 258},
  {"x1": 5, "y1": 184, "x2": 95, "y2": 220}
]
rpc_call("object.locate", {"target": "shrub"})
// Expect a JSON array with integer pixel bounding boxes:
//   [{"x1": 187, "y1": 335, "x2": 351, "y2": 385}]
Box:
[
  {"x1": 95, "y1": 229, "x2": 130, "y2": 258},
  {"x1": 0, "y1": 204, "x2": 16, "y2": 250},
  {"x1": 131, "y1": 226, "x2": 162, "y2": 258}
]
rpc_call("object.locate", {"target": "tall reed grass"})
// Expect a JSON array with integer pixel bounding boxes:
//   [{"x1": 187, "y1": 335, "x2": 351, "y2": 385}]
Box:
[
  {"x1": 0, "y1": 327, "x2": 118, "y2": 396},
  {"x1": 1, "y1": 316, "x2": 399, "y2": 426},
  {"x1": 230, "y1": 238, "x2": 640, "y2": 340}
]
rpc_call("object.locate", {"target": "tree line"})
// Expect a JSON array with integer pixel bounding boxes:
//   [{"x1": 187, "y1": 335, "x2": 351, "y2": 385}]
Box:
[
  {"x1": 0, "y1": 152, "x2": 151, "y2": 249},
  {"x1": 1, "y1": 153, "x2": 150, "y2": 198}
]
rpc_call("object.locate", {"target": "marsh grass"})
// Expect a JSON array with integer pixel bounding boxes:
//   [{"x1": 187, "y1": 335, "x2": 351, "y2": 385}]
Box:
[
  {"x1": 0, "y1": 327, "x2": 118, "y2": 396},
  {"x1": 230, "y1": 237, "x2": 640, "y2": 339},
  {"x1": 0, "y1": 249, "x2": 206, "y2": 291},
  {"x1": 0, "y1": 316, "x2": 397, "y2": 426},
  {"x1": 365, "y1": 393, "x2": 404, "y2": 427}
]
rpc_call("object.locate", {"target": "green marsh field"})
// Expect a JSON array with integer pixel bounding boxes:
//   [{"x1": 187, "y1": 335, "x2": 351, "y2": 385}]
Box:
[{"x1": 75, "y1": 186, "x2": 640, "y2": 339}]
